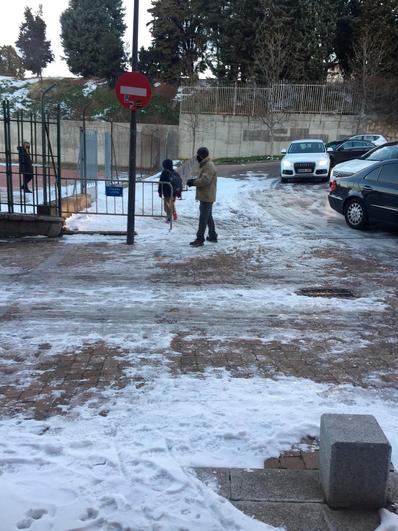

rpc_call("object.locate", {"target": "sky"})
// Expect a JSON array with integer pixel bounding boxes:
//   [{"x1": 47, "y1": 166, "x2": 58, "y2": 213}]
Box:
[{"x1": 0, "y1": 0, "x2": 153, "y2": 78}]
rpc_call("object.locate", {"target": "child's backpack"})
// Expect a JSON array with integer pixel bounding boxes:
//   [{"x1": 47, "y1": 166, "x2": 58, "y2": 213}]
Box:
[{"x1": 170, "y1": 170, "x2": 183, "y2": 194}]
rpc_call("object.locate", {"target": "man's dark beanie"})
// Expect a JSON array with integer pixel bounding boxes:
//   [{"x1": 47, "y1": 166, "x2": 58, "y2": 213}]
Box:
[{"x1": 197, "y1": 147, "x2": 209, "y2": 159}]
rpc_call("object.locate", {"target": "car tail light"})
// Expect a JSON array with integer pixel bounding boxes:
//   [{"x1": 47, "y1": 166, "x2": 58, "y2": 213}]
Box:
[{"x1": 330, "y1": 180, "x2": 337, "y2": 192}]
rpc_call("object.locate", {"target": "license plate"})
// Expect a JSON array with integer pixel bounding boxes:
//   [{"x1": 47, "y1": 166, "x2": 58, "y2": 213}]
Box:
[{"x1": 297, "y1": 168, "x2": 312, "y2": 173}]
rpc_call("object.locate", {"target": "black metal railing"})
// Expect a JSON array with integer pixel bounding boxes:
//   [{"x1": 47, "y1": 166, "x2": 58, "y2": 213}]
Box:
[{"x1": 0, "y1": 99, "x2": 61, "y2": 217}]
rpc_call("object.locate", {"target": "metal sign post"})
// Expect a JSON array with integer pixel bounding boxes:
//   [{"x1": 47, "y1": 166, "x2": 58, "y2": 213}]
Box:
[
  {"x1": 127, "y1": 0, "x2": 140, "y2": 245},
  {"x1": 115, "y1": 1, "x2": 151, "y2": 245}
]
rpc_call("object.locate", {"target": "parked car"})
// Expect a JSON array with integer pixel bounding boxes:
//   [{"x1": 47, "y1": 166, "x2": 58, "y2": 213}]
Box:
[
  {"x1": 329, "y1": 139, "x2": 375, "y2": 168},
  {"x1": 325, "y1": 138, "x2": 350, "y2": 150},
  {"x1": 328, "y1": 159, "x2": 398, "y2": 230},
  {"x1": 280, "y1": 139, "x2": 330, "y2": 183},
  {"x1": 330, "y1": 141, "x2": 398, "y2": 181},
  {"x1": 349, "y1": 134, "x2": 387, "y2": 146}
]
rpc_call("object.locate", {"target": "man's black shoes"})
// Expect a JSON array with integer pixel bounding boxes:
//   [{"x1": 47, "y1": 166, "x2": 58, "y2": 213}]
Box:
[
  {"x1": 206, "y1": 236, "x2": 218, "y2": 242},
  {"x1": 189, "y1": 239, "x2": 204, "y2": 247}
]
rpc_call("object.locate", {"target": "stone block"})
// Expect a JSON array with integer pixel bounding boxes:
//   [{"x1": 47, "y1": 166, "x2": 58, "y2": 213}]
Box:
[
  {"x1": 0, "y1": 213, "x2": 63, "y2": 239},
  {"x1": 264, "y1": 457, "x2": 280, "y2": 469},
  {"x1": 230, "y1": 469, "x2": 323, "y2": 502},
  {"x1": 302, "y1": 451, "x2": 319, "y2": 470},
  {"x1": 320, "y1": 414, "x2": 391, "y2": 509},
  {"x1": 279, "y1": 455, "x2": 305, "y2": 470}
]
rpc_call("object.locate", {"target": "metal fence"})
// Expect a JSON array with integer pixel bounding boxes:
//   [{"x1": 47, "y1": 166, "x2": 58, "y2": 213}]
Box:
[
  {"x1": 0, "y1": 101, "x2": 61, "y2": 216},
  {"x1": 60, "y1": 177, "x2": 174, "y2": 229},
  {"x1": 180, "y1": 84, "x2": 362, "y2": 116}
]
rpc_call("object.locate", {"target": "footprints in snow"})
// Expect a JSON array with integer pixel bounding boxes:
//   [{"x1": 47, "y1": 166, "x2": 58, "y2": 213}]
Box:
[
  {"x1": 16, "y1": 509, "x2": 47, "y2": 529},
  {"x1": 80, "y1": 507, "x2": 99, "y2": 521}
]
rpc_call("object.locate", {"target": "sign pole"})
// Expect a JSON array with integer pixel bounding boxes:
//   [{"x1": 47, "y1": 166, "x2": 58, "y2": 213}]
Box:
[{"x1": 127, "y1": 0, "x2": 140, "y2": 245}]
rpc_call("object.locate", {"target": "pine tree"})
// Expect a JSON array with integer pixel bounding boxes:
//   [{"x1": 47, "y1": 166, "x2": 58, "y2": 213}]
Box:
[
  {"x1": 358, "y1": 0, "x2": 398, "y2": 78},
  {"x1": 202, "y1": 0, "x2": 264, "y2": 82},
  {"x1": 0, "y1": 45, "x2": 25, "y2": 79},
  {"x1": 148, "y1": 0, "x2": 208, "y2": 83},
  {"x1": 15, "y1": 6, "x2": 54, "y2": 79},
  {"x1": 60, "y1": 0, "x2": 126, "y2": 81},
  {"x1": 138, "y1": 47, "x2": 162, "y2": 82},
  {"x1": 335, "y1": 0, "x2": 398, "y2": 79},
  {"x1": 294, "y1": 0, "x2": 340, "y2": 82},
  {"x1": 252, "y1": 0, "x2": 296, "y2": 84}
]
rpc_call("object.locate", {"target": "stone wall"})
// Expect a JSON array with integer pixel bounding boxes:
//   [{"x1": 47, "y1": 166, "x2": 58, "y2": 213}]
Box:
[
  {"x1": 61, "y1": 121, "x2": 179, "y2": 170},
  {"x1": 178, "y1": 113, "x2": 398, "y2": 159}
]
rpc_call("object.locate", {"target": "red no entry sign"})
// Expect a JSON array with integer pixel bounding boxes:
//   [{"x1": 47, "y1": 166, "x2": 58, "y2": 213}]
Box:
[{"x1": 115, "y1": 72, "x2": 152, "y2": 111}]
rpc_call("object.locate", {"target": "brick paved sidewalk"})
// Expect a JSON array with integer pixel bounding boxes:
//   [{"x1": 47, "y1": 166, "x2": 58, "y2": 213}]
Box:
[{"x1": 1, "y1": 208, "x2": 398, "y2": 424}]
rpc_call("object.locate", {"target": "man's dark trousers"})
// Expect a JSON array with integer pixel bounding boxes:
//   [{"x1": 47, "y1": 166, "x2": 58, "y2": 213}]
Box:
[{"x1": 197, "y1": 201, "x2": 217, "y2": 242}]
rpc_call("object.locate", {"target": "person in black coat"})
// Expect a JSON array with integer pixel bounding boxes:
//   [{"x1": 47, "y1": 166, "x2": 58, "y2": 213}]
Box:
[
  {"x1": 18, "y1": 141, "x2": 33, "y2": 193},
  {"x1": 158, "y1": 159, "x2": 182, "y2": 222}
]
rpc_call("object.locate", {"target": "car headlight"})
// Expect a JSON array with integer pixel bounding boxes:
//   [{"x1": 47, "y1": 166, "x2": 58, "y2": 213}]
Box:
[
  {"x1": 318, "y1": 159, "x2": 328, "y2": 166},
  {"x1": 282, "y1": 160, "x2": 292, "y2": 168}
]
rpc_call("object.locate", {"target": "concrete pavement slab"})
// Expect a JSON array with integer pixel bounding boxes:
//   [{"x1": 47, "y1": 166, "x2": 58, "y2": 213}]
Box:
[
  {"x1": 234, "y1": 501, "x2": 328, "y2": 531},
  {"x1": 387, "y1": 472, "x2": 398, "y2": 503},
  {"x1": 193, "y1": 467, "x2": 231, "y2": 499},
  {"x1": 234, "y1": 501, "x2": 380, "y2": 531},
  {"x1": 230, "y1": 469, "x2": 324, "y2": 502}
]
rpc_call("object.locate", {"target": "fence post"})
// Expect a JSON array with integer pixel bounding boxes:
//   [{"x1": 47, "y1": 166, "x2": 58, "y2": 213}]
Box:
[
  {"x1": 252, "y1": 87, "x2": 257, "y2": 117},
  {"x1": 41, "y1": 83, "x2": 56, "y2": 206},
  {"x1": 81, "y1": 104, "x2": 90, "y2": 193},
  {"x1": 320, "y1": 85, "x2": 326, "y2": 116},
  {"x1": 233, "y1": 83, "x2": 237, "y2": 116},
  {"x1": 3, "y1": 101, "x2": 13, "y2": 213},
  {"x1": 56, "y1": 105, "x2": 62, "y2": 218},
  {"x1": 299, "y1": 85, "x2": 305, "y2": 114}
]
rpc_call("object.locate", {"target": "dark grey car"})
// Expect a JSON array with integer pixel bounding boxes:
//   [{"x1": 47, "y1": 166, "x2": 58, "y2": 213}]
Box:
[
  {"x1": 329, "y1": 140, "x2": 375, "y2": 168},
  {"x1": 328, "y1": 160, "x2": 398, "y2": 230}
]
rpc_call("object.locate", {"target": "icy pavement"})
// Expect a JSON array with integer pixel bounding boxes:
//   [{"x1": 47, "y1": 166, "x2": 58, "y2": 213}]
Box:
[{"x1": 1, "y1": 166, "x2": 398, "y2": 529}]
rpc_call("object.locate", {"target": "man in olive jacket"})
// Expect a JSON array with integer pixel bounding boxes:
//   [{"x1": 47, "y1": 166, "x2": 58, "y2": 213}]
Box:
[{"x1": 187, "y1": 147, "x2": 218, "y2": 247}]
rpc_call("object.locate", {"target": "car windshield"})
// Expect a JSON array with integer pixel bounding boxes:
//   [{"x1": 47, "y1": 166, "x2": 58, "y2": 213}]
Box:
[
  {"x1": 363, "y1": 145, "x2": 398, "y2": 161},
  {"x1": 288, "y1": 142, "x2": 325, "y2": 154}
]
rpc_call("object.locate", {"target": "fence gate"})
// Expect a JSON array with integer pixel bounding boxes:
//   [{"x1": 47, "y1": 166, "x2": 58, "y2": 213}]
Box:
[
  {"x1": 63, "y1": 121, "x2": 175, "y2": 224},
  {"x1": 0, "y1": 100, "x2": 61, "y2": 217}
]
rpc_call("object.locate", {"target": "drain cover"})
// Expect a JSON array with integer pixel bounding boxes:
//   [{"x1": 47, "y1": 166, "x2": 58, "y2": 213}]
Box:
[{"x1": 297, "y1": 287, "x2": 355, "y2": 299}]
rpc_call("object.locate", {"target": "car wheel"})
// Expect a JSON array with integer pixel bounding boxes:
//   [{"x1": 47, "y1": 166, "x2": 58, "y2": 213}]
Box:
[
  {"x1": 344, "y1": 198, "x2": 368, "y2": 230},
  {"x1": 281, "y1": 177, "x2": 288, "y2": 183}
]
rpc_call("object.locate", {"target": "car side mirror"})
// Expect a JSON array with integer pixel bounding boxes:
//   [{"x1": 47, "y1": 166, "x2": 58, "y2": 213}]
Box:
[
  {"x1": 327, "y1": 147, "x2": 333, "y2": 153},
  {"x1": 281, "y1": 148, "x2": 287, "y2": 154}
]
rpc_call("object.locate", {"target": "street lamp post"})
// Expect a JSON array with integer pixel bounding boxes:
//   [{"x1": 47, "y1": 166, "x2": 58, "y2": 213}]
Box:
[{"x1": 126, "y1": 0, "x2": 140, "y2": 245}]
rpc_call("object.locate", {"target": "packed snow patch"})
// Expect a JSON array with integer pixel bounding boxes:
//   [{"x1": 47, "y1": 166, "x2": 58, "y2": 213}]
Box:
[
  {"x1": 83, "y1": 80, "x2": 98, "y2": 96},
  {"x1": 0, "y1": 76, "x2": 39, "y2": 110},
  {"x1": 1, "y1": 371, "x2": 398, "y2": 529},
  {"x1": 375, "y1": 509, "x2": 398, "y2": 531}
]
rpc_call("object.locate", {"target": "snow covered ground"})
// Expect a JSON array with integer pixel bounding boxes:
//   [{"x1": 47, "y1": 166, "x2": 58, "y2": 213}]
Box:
[{"x1": 1, "y1": 168, "x2": 398, "y2": 530}]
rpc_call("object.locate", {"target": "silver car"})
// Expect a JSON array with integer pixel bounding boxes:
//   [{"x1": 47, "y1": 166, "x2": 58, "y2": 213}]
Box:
[
  {"x1": 280, "y1": 139, "x2": 331, "y2": 183},
  {"x1": 349, "y1": 134, "x2": 387, "y2": 146}
]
